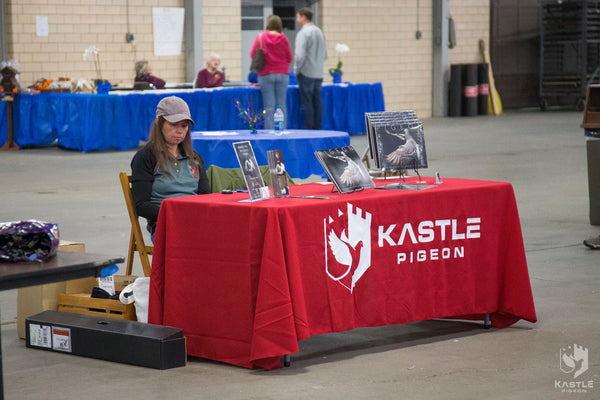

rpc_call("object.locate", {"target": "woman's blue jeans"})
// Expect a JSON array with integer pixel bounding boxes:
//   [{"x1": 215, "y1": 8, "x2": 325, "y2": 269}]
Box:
[{"x1": 258, "y1": 73, "x2": 289, "y2": 129}]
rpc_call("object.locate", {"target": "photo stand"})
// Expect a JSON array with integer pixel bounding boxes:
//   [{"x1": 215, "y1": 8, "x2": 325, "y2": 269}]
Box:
[
  {"x1": 376, "y1": 165, "x2": 435, "y2": 191},
  {"x1": 375, "y1": 182, "x2": 435, "y2": 191},
  {"x1": 329, "y1": 184, "x2": 366, "y2": 194}
]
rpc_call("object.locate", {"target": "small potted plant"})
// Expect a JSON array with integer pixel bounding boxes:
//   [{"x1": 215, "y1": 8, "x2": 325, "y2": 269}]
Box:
[
  {"x1": 329, "y1": 43, "x2": 350, "y2": 84},
  {"x1": 83, "y1": 45, "x2": 111, "y2": 93}
]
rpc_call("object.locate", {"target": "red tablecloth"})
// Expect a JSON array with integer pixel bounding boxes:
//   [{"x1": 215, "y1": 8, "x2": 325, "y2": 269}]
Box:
[{"x1": 149, "y1": 177, "x2": 537, "y2": 370}]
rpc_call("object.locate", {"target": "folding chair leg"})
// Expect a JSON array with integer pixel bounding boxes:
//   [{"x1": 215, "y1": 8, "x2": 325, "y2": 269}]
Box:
[
  {"x1": 120, "y1": 172, "x2": 153, "y2": 277},
  {"x1": 139, "y1": 251, "x2": 152, "y2": 277},
  {"x1": 125, "y1": 229, "x2": 135, "y2": 276}
]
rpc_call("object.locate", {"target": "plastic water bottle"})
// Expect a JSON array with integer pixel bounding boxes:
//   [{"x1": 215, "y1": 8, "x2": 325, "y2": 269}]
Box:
[{"x1": 274, "y1": 107, "x2": 284, "y2": 133}]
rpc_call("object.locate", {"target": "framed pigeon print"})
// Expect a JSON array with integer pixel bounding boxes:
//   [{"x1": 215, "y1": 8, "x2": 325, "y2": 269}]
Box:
[
  {"x1": 314, "y1": 146, "x2": 375, "y2": 193},
  {"x1": 365, "y1": 111, "x2": 427, "y2": 172},
  {"x1": 376, "y1": 122, "x2": 427, "y2": 171}
]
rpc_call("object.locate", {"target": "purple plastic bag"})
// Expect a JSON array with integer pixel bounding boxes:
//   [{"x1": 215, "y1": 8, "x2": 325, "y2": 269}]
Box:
[{"x1": 0, "y1": 220, "x2": 60, "y2": 263}]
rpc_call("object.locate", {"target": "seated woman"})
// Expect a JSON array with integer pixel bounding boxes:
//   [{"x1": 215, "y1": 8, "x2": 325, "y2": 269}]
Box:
[
  {"x1": 130, "y1": 96, "x2": 210, "y2": 241},
  {"x1": 195, "y1": 53, "x2": 225, "y2": 88},
  {"x1": 134, "y1": 60, "x2": 165, "y2": 89}
]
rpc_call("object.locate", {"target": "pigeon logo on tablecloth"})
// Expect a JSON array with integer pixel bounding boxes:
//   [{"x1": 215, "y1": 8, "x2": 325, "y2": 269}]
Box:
[
  {"x1": 324, "y1": 203, "x2": 372, "y2": 293},
  {"x1": 555, "y1": 343, "x2": 594, "y2": 394},
  {"x1": 560, "y1": 344, "x2": 589, "y2": 379}
]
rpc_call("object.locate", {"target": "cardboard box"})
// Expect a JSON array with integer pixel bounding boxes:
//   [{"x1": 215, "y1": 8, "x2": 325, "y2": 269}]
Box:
[
  {"x1": 17, "y1": 240, "x2": 85, "y2": 339},
  {"x1": 26, "y1": 311, "x2": 186, "y2": 369},
  {"x1": 57, "y1": 275, "x2": 138, "y2": 321},
  {"x1": 64, "y1": 274, "x2": 137, "y2": 294}
]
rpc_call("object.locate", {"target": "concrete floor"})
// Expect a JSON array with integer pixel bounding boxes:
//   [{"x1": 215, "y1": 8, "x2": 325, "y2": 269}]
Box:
[{"x1": 1, "y1": 110, "x2": 598, "y2": 399}]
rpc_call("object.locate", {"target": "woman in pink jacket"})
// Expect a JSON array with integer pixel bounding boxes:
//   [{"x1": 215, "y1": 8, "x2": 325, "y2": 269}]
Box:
[{"x1": 250, "y1": 15, "x2": 293, "y2": 130}]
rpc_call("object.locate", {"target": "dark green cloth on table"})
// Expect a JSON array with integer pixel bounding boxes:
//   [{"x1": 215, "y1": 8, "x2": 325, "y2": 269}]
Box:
[{"x1": 206, "y1": 165, "x2": 294, "y2": 193}]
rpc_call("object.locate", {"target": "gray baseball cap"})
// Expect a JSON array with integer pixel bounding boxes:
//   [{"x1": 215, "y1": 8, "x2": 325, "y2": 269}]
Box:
[{"x1": 156, "y1": 96, "x2": 195, "y2": 125}]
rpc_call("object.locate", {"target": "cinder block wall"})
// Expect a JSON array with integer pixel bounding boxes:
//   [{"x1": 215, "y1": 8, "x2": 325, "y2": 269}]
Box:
[
  {"x1": 5, "y1": 0, "x2": 188, "y2": 87},
  {"x1": 201, "y1": 0, "x2": 241, "y2": 81},
  {"x1": 448, "y1": 0, "x2": 490, "y2": 65},
  {"x1": 320, "y1": 1, "x2": 488, "y2": 118},
  {"x1": 321, "y1": 1, "x2": 433, "y2": 117}
]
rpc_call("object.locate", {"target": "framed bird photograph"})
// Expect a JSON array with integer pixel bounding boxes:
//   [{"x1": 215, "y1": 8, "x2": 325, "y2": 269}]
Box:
[
  {"x1": 314, "y1": 145, "x2": 375, "y2": 193},
  {"x1": 267, "y1": 149, "x2": 290, "y2": 198},
  {"x1": 233, "y1": 141, "x2": 270, "y2": 201},
  {"x1": 365, "y1": 111, "x2": 427, "y2": 172},
  {"x1": 375, "y1": 122, "x2": 427, "y2": 171}
]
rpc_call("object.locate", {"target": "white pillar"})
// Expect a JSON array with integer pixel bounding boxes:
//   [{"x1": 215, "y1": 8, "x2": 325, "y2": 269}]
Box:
[
  {"x1": 184, "y1": 0, "x2": 204, "y2": 82},
  {"x1": 0, "y1": 0, "x2": 8, "y2": 62},
  {"x1": 432, "y1": 0, "x2": 449, "y2": 117}
]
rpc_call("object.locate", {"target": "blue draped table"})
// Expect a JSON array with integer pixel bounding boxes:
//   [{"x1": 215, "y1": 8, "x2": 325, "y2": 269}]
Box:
[
  {"x1": 0, "y1": 83, "x2": 384, "y2": 151},
  {"x1": 0, "y1": 101, "x2": 6, "y2": 147},
  {"x1": 192, "y1": 129, "x2": 350, "y2": 179}
]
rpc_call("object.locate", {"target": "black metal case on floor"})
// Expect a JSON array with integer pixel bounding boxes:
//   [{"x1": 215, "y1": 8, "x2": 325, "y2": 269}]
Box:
[{"x1": 25, "y1": 310, "x2": 186, "y2": 369}]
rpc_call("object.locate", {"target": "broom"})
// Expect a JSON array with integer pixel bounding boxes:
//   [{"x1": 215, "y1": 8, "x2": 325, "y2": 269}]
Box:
[{"x1": 479, "y1": 39, "x2": 503, "y2": 115}]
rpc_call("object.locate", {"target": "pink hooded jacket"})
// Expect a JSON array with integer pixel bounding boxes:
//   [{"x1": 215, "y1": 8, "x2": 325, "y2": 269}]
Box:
[{"x1": 250, "y1": 31, "x2": 293, "y2": 76}]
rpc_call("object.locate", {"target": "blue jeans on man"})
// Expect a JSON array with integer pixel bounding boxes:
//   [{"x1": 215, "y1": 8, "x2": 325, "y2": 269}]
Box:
[
  {"x1": 258, "y1": 73, "x2": 289, "y2": 130},
  {"x1": 297, "y1": 74, "x2": 323, "y2": 130}
]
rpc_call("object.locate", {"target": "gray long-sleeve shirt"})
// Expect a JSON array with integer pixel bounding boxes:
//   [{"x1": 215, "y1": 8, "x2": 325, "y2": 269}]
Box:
[{"x1": 294, "y1": 22, "x2": 328, "y2": 79}]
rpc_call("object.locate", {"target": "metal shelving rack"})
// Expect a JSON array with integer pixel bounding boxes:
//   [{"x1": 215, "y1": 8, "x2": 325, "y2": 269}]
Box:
[{"x1": 540, "y1": 0, "x2": 600, "y2": 110}]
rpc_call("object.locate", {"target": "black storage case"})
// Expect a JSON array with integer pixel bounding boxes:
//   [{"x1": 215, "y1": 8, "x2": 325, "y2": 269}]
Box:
[{"x1": 26, "y1": 310, "x2": 186, "y2": 369}]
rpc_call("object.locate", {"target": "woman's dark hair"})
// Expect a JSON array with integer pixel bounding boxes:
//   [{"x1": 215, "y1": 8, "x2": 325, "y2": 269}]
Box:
[
  {"x1": 147, "y1": 116, "x2": 198, "y2": 175},
  {"x1": 266, "y1": 15, "x2": 283, "y2": 33},
  {"x1": 297, "y1": 7, "x2": 313, "y2": 22}
]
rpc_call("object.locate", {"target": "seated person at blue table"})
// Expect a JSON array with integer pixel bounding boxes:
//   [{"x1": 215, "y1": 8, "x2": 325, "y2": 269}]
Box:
[
  {"x1": 130, "y1": 96, "x2": 210, "y2": 241},
  {"x1": 134, "y1": 60, "x2": 166, "y2": 89},
  {"x1": 195, "y1": 53, "x2": 225, "y2": 88}
]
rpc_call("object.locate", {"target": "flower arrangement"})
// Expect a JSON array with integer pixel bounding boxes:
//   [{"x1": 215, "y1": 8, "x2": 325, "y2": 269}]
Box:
[
  {"x1": 234, "y1": 98, "x2": 268, "y2": 133},
  {"x1": 83, "y1": 45, "x2": 102, "y2": 81},
  {"x1": 328, "y1": 43, "x2": 350, "y2": 73}
]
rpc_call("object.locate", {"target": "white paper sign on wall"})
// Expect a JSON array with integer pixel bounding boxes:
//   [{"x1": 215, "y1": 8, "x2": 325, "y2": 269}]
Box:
[{"x1": 152, "y1": 8, "x2": 185, "y2": 56}]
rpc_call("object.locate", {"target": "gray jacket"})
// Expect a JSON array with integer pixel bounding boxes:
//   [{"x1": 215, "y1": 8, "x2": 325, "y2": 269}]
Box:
[{"x1": 294, "y1": 23, "x2": 327, "y2": 79}]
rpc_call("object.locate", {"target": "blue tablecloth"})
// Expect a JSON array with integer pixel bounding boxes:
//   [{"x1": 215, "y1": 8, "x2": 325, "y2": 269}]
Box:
[
  {"x1": 0, "y1": 83, "x2": 384, "y2": 151},
  {"x1": 0, "y1": 101, "x2": 6, "y2": 146},
  {"x1": 192, "y1": 129, "x2": 350, "y2": 179}
]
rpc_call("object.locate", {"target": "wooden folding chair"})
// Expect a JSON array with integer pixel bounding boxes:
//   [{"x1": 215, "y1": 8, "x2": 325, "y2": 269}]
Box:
[{"x1": 119, "y1": 172, "x2": 153, "y2": 277}]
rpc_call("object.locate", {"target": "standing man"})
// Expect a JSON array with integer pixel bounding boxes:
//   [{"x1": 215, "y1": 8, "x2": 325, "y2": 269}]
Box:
[{"x1": 294, "y1": 7, "x2": 327, "y2": 130}]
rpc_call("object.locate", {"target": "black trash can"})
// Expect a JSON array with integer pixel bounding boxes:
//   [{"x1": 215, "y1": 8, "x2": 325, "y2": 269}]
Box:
[
  {"x1": 462, "y1": 64, "x2": 478, "y2": 116},
  {"x1": 448, "y1": 64, "x2": 463, "y2": 117}
]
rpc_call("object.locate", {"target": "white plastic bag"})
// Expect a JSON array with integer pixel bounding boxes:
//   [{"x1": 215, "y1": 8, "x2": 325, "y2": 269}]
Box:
[{"x1": 119, "y1": 277, "x2": 150, "y2": 323}]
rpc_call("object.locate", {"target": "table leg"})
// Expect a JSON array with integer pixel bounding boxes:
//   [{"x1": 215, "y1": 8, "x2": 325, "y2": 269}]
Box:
[
  {"x1": 0, "y1": 99, "x2": 19, "y2": 152},
  {"x1": 483, "y1": 313, "x2": 491, "y2": 329},
  {"x1": 283, "y1": 354, "x2": 291, "y2": 367}
]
